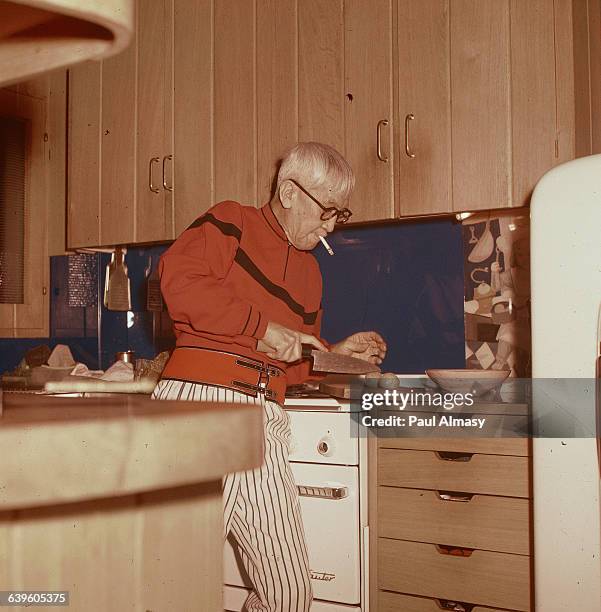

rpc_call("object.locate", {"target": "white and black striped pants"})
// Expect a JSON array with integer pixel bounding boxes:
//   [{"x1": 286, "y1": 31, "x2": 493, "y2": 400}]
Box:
[{"x1": 152, "y1": 379, "x2": 313, "y2": 612}]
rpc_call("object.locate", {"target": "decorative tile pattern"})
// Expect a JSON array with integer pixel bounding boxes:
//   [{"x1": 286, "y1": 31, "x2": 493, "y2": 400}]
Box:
[{"x1": 462, "y1": 212, "x2": 531, "y2": 376}]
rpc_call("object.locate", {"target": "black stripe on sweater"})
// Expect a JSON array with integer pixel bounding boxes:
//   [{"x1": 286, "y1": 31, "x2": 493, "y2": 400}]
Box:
[
  {"x1": 187, "y1": 210, "x2": 318, "y2": 326},
  {"x1": 186, "y1": 212, "x2": 242, "y2": 240},
  {"x1": 234, "y1": 248, "x2": 318, "y2": 325}
]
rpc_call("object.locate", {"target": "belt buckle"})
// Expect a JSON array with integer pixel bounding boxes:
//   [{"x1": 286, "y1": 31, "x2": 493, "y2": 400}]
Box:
[{"x1": 233, "y1": 358, "x2": 278, "y2": 400}]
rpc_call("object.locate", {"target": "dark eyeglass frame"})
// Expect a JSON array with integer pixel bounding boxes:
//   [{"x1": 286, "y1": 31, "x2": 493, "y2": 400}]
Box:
[{"x1": 289, "y1": 179, "x2": 353, "y2": 224}]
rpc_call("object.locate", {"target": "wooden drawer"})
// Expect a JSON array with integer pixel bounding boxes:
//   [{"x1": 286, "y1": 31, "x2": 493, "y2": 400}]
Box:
[
  {"x1": 378, "y1": 436, "x2": 529, "y2": 457},
  {"x1": 379, "y1": 449, "x2": 529, "y2": 497},
  {"x1": 379, "y1": 487, "x2": 530, "y2": 554},
  {"x1": 379, "y1": 539, "x2": 531, "y2": 611},
  {"x1": 379, "y1": 590, "x2": 520, "y2": 612}
]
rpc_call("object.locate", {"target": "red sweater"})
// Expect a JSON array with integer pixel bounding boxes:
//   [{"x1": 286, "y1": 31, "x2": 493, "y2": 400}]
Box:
[{"x1": 159, "y1": 201, "x2": 325, "y2": 385}]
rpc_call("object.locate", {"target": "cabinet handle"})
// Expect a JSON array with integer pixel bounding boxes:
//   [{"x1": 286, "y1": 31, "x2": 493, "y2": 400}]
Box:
[
  {"x1": 435, "y1": 544, "x2": 474, "y2": 557},
  {"x1": 162, "y1": 154, "x2": 173, "y2": 191},
  {"x1": 149, "y1": 157, "x2": 160, "y2": 193},
  {"x1": 435, "y1": 451, "x2": 473, "y2": 462},
  {"x1": 297, "y1": 485, "x2": 348, "y2": 500},
  {"x1": 405, "y1": 113, "x2": 416, "y2": 158},
  {"x1": 376, "y1": 119, "x2": 389, "y2": 162},
  {"x1": 436, "y1": 490, "x2": 474, "y2": 502},
  {"x1": 436, "y1": 599, "x2": 474, "y2": 612}
]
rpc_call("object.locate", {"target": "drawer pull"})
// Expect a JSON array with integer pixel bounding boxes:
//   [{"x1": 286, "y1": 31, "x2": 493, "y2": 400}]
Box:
[
  {"x1": 436, "y1": 599, "x2": 475, "y2": 612},
  {"x1": 437, "y1": 490, "x2": 474, "y2": 502},
  {"x1": 435, "y1": 451, "x2": 474, "y2": 462},
  {"x1": 297, "y1": 485, "x2": 348, "y2": 500},
  {"x1": 435, "y1": 544, "x2": 474, "y2": 557}
]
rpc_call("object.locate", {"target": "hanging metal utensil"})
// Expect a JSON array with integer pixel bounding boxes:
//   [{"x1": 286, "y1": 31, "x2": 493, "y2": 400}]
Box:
[
  {"x1": 468, "y1": 219, "x2": 494, "y2": 263},
  {"x1": 104, "y1": 247, "x2": 131, "y2": 311}
]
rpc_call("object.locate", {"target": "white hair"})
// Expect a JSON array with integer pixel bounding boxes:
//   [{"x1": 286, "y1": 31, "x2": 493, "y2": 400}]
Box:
[{"x1": 276, "y1": 142, "x2": 355, "y2": 203}]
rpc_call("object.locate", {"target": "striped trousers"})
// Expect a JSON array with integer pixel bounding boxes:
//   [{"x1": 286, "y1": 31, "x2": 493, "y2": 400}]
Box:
[{"x1": 152, "y1": 379, "x2": 313, "y2": 612}]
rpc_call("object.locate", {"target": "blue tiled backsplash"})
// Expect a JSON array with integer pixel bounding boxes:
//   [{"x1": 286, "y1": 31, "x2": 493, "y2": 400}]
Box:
[{"x1": 0, "y1": 219, "x2": 467, "y2": 374}]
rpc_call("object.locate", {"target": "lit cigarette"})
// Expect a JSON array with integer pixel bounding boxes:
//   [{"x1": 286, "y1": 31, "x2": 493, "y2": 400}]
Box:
[{"x1": 319, "y1": 235, "x2": 334, "y2": 256}]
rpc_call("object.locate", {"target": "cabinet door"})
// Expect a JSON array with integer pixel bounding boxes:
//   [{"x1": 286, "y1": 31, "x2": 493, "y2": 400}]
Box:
[
  {"x1": 68, "y1": 39, "x2": 136, "y2": 248},
  {"x1": 136, "y1": 0, "x2": 170, "y2": 242},
  {"x1": 256, "y1": 0, "x2": 298, "y2": 206},
  {"x1": 67, "y1": 63, "x2": 101, "y2": 248},
  {"x1": 214, "y1": 0, "x2": 256, "y2": 205},
  {"x1": 0, "y1": 90, "x2": 48, "y2": 337},
  {"x1": 101, "y1": 30, "x2": 136, "y2": 245},
  {"x1": 298, "y1": 0, "x2": 345, "y2": 152},
  {"x1": 451, "y1": 0, "x2": 511, "y2": 211},
  {"x1": 396, "y1": 0, "x2": 452, "y2": 216},
  {"x1": 345, "y1": 0, "x2": 394, "y2": 222},
  {"x1": 172, "y1": 0, "x2": 213, "y2": 235},
  {"x1": 510, "y1": 0, "x2": 557, "y2": 207}
]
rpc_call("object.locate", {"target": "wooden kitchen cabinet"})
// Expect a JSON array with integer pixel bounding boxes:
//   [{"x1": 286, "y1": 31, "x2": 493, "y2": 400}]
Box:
[
  {"x1": 68, "y1": 1, "x2": 169, "y2": 248},
  {"x1": 0, "y1": 86, "x2": 49, "y2": 337},
  {"x1": 369, "y1": 403, "x2": 533, "y2": 611},
  {"x1": 68, "y1": 0, "x2": 214, "y2": 248},
  {"x1": 394, "y1": 0, "x2": 600, "y2": 215},
  {"x1": 67, "y1": 0, "x2": 601, "y2": 243},
  {"x1": 395, "y1": 0, "x2": 451, "y2": 216},
  {"x1": 395, "y1": 0, "x2": 557, "y2": 214},
  {"x1": 136, "y1": 0, "x2": 171, "y2": 243},
  {"x1": 344, "y1": 0, "x2": 395, "y2": 222}
]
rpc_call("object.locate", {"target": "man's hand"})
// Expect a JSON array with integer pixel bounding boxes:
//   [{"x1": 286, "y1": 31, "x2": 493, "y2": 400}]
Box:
[
  {"x1": 257, "y1": 321, "x2": 328, "y2": 363},
  {"x1": 330, "y1": 331, "x2": 387, "y2": 365}
]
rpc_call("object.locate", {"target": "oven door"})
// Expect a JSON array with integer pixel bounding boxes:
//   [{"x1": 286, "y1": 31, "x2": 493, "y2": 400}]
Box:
[{"x1": 224, "y1": 462, "x2": 361, "y2": 606}]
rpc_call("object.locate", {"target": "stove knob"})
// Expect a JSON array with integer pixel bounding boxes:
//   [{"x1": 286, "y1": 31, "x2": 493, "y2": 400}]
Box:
[{"x1": 317, "y1": 435, "x2": 335, "y2": 457}]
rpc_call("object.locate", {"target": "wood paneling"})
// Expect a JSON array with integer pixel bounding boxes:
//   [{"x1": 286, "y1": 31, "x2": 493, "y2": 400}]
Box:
[
  {"x1": 47, "y1": 70, "x2": 68, "y2": 256},
  {"x1": 256, "y1": 0, "x2": 298, "y2": 205},
  {"x1": 589, "y1": 0, "x2": 601, "y2": 153},
  {"x1": 345, "y1": 0, "x2": 394, "y2": 221},
  {"x1": 451, "y1": 0, "x2": 511, "y2": 210},
  {"x1": 214, "y1": 0, "x2": 256, "y2": 204},
  {"x1": 172, "y1": 0, "x2": 214, "y2": 235},
  {"x1": 136, "y1": 0, "x2": 167, "y2": 242},
  {"x1": 16, "y1": 93, "x2": 47, "y2": 336},
  {"x1": 510, "y1": 0, "x2": 557, "y2": 206},
  {"x1": 101, "y1": 28, "x2": 136, "y2": 245},
  {"x1": 396, "y1": 0, "x2": 451, "y2": 215},
  {"x1": 298, "y1": 0, "x2": 344, "y2": 151},
  {"x1": 554, "y1": 0, "x2": 577, "y2": 163},
  {"x1": 67, "y1": 63, "x2": 101, "y2": 248},
  {"x1": 0, "y1": 89, "x2": 48, "y2": 336},
  {"x1": 573, "y1": 0, "x2": 593, "y2": 157}
]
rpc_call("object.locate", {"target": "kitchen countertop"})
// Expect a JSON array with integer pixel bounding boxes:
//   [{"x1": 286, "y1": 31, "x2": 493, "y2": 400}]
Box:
[{"x1": 0, "y1": 393, "x2": 263, "y2": 510}]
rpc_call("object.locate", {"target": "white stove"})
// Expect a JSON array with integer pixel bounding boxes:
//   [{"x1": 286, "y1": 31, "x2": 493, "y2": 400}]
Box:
[{"x1": 224, "y1": 393, "x2": 369, "y2": 611}]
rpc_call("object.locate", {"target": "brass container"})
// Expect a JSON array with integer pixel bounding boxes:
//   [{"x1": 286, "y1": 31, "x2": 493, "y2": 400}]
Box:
[{"x1": 115, "y1": 350, "x2": 135, "y2": 364}]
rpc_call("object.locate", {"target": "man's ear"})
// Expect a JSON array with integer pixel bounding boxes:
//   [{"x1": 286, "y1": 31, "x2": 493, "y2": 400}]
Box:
[{"x1": 278, "y1": 180, "x2": 295, "y2": 209}]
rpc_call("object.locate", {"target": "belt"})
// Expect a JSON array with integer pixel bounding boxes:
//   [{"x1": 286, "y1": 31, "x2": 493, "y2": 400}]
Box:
[{"x1": 161, "y1": 347, "x2": 287, "y2": 405}]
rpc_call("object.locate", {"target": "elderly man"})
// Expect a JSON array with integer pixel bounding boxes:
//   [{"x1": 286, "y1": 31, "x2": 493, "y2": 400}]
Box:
[{"x1": 153, "y1": 142, "x2": 386, "y2": 612}]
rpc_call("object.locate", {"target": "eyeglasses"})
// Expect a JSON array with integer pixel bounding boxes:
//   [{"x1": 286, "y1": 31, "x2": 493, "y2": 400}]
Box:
[{"x1": 289, "y1": 179, "x2": 353, "y2": 224}]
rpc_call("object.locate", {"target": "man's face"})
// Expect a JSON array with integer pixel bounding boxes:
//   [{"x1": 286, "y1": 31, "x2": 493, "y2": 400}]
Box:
[{"x1": 281, "y1": 181, "x2": 344, "y2": 250}]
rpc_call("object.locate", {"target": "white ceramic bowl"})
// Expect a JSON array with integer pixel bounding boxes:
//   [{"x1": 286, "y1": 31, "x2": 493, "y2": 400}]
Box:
[{"x1": 425, "y1": 368, "x2": 510, "y2": 395}]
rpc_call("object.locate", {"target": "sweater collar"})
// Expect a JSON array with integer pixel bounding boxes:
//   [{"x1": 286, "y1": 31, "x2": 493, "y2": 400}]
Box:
[{"x1": 261, "y1": 203, "x2": 289, "y2": 243}]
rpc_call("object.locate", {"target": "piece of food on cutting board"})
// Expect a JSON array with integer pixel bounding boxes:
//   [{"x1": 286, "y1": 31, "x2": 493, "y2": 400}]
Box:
[{"x1": 379, "y1": 372, "x2": 401, "y2": 388}]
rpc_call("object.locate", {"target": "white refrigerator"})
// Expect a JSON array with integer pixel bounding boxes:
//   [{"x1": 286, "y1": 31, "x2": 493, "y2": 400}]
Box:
[{"x1": 530, "y1": 153, "x2": 601, "y2": 611}]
